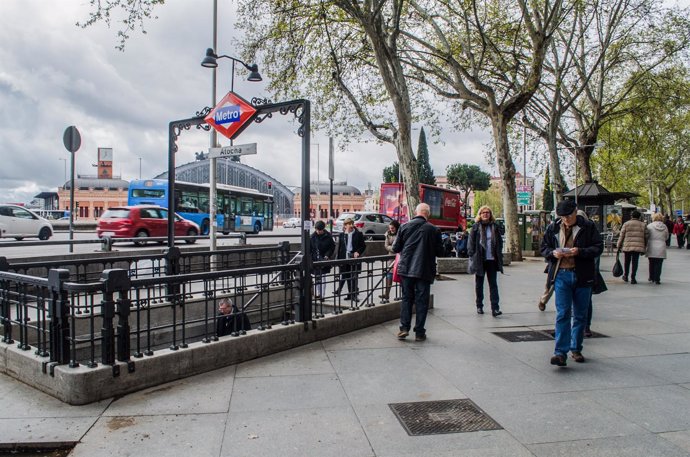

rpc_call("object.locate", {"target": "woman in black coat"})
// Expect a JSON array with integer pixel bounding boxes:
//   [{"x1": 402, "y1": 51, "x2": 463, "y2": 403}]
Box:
[
  {"x1": 468, "y1": 206, "x2": 504, "y2": 317},
  {"x1": 311, "y1": 220, "x2": 335, "y2": 299}
]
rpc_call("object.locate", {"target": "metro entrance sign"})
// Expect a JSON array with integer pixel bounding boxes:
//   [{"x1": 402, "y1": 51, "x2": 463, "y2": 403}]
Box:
[{"x1": 205, "y1": 91, "x2": 257, "y2": 140}]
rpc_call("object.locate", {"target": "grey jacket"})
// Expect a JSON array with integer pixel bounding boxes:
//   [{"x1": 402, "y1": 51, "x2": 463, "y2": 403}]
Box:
[{"x1": 646, "y1": 221, "x2": 668, "y2": 259}]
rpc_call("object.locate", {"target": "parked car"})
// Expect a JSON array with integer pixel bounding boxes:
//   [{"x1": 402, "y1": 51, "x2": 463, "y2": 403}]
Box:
[
  {"x1": 282, "y1": 217, "x2": 301, "y2": 228},
  {"x1": 0, "y1": 204, "x2": 53, "y2": 241},
  {"x1": 334, "y1": 212, "x2": 393, "y2": 237},
  {"x1": 97, "y1": 205, "x2": 200, "y2": 246}
]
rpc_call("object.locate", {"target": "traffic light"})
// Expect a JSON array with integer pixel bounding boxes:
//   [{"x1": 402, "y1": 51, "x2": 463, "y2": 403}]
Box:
[
  {"x1": 75, "y1": 201, "x2": 80, "y2": 209},
  {"x1": 267, "y1": 181, "x2": 272, "y2": 190}
]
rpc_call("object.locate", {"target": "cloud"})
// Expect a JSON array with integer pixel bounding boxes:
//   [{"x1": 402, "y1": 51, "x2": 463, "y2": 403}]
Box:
[{"x1": 0, "y1": 1, "x2": 495, "y2": 205}]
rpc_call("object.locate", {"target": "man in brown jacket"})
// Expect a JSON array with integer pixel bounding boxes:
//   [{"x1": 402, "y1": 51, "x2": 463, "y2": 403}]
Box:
[{"x1": 616, "y1": 210, "x2": 648, "y2": 284}]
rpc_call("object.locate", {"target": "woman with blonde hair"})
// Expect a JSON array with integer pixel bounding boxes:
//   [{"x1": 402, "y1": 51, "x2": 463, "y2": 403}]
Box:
[
  {"x1": 646, "y1": 213, "x2": 669, "y2": 284},
  {"x1": 468, "y1": 205, "x2": 504, "y2": 316}
]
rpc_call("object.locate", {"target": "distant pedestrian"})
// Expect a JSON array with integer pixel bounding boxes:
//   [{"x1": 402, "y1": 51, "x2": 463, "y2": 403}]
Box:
[
  {"x1": 455, "y1": 225, "x2": 468, "y2": 258},
  {"x1": 541, "y1": 199, "x2": 603, "y2": 366},
  {"x1": 616, "y1": 210, "x2": 648, "y2": 284},
  {"x1": 336, "y1": 218, "x2": 366, "y2": 301},
  {"x1": 392, "y1": 203, "x2": 443, "y2": 342},
  {"x1": 468, "y1": 206, "x2": 504, "y2": 317},
  {"x1": 646, "y1": 213, "x2": 669, "y2": 285},
  {"x1": 663, "y1": 215, "x2": 674, "y2": 247},
  {"x1": 311, "y1": 220, "x2": 335, "y2": 299},
  {"x1": 379, "y1": 220, "x2": 400, "y2": 303},
  {"x1": 672, "y1": 216, "x2": 685, "y2": 248},
  {"x1": 685, "y1": 221, "x2": 690, "y2": 250}
]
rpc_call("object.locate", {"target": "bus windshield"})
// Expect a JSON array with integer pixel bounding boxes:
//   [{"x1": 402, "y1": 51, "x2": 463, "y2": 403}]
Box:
[{"x1": 127, "y1": 179, "x2": 274, "y2": 235}]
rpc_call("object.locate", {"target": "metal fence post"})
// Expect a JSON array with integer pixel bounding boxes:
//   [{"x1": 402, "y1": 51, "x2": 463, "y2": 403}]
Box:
[
  {"x1": 0, "y1": 257, "x2": 13, "y2": 345},
  {"x1": 47, "y1": 269, "x2": 70, "y2": 364},
  {"x1": 100, "y1": 269, "x2": 131, "y2": 365}
]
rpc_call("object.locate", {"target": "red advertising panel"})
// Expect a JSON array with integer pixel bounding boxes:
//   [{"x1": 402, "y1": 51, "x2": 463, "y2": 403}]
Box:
[
  {"x1": 381, "y1": 182, "x2": 466, "y2": 231},
  {"x1": 379, "y1": 183, "x2": 409, "y2": 224}
]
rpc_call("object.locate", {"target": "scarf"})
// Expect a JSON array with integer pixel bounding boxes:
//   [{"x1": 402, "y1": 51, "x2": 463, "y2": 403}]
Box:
[{"x1": 479, "y1": 222, "x2": 496, "y2": 259}]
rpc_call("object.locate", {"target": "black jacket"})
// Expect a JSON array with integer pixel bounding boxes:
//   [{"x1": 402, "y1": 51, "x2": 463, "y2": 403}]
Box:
[
  {"x1": 467, "y1": 222, "x2": 504, "y2": 275},
  {"x1": 392, "y1": 215, "x2": 443, "y2": 283},
  {"x1": 311, "y1": 229, "x2": 336, "y2": 273},
  {"x1": 541, "y1": 216, "x2": 603, "y2": 287},
  {"x1": 217, "y1": 311, "x2": 251, "y2": 337},
  {"x1": 336, "y1": 229, "x2": 366, "y2": 259}
]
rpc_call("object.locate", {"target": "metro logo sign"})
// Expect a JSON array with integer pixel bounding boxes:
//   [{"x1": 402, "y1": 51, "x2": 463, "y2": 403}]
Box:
[{"x1": 205, "y1": 92, "x2": 257, "y2": 140}]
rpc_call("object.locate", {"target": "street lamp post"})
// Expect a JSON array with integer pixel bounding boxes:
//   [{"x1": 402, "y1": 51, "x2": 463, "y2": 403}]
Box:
[{"x1": 201, "y1": 48, "x2": 262, "y2": 251}]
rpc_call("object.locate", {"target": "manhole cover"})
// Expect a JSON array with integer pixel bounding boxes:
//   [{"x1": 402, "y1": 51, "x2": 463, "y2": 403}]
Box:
[
  {"x1": 492, "y1": 330, "x2": 553, "y2": 342},
  {"x1": 0, "y1": 443, "x2": 76, "y2": 456},
  {"x1": 543, "y1": 329, "x2": 608, "y2": 338},
  {"x1": 389, "y1": 399, "x2": 502, "y2": 436}
]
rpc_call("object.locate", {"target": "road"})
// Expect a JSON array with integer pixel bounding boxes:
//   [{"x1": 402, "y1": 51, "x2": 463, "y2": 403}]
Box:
[{"x1": 0, "y1": 227, "x2": 303, "y2": 259}]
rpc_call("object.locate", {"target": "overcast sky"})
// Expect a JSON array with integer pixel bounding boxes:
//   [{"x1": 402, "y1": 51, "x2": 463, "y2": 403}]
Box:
[
  {"x1": 1, "y1": 1, "x2": 686, "y2": 205},
  {"x1": 0, "y1": 1, "x2": 498, "y2": 205}
]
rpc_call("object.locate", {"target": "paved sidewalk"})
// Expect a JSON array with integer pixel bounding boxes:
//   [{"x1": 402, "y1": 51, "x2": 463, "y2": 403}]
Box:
[{"x1": 1, "y1": 249, "x2": 689, "y2": 456}]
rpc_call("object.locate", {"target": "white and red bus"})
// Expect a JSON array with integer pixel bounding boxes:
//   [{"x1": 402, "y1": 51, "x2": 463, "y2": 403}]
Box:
[{"x1": 380, "y1": 182, "x2": 467, "y2": 231}]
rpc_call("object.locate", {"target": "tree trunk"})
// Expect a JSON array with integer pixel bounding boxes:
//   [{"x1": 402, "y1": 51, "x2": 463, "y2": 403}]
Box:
[
  {"x1": 577, "y1": 132, "x2": 599, "y2": 183},
  {"x1": 546, "y1": 121, "x2": 566, "y2": 201},
  {"x1": 396, "y1": 133, "x2": 420, "y2": 210},
  {"x1": 491, "y1": 113, "x2": 522, "y2": 261}
]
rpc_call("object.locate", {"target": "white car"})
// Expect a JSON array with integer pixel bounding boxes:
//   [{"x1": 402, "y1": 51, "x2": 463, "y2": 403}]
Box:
[
  {"x1": 0, "y1": 204, "x2": 54, "y2": 240},
  {"x1": 282, "y1": 217, "x2": 301, "y2": 228}
]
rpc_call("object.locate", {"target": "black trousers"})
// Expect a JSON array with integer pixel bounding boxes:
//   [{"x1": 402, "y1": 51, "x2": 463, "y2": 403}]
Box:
[
  {"x1": 648, "y1": 258, "x2": 664, "y2": 282},
  {"x1": 475, "y1": 260, "x2": 500, "y2": 310},
  {"x1": 623, "y1": 251, "x2": 641, "y2": 279},
  {"x1": 338, "y1": 264, "x2": 361, "y2": 296}
]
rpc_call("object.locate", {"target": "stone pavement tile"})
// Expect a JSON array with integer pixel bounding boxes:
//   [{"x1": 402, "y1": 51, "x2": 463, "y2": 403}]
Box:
[
  {"x1": 639, "y1": 332, "x2": 690, "y2": 353},
  {"x1": 221, "y1": 407, "x2": 373, "y2": 457},
  {"x1": 0, "y1": 376, "x2": 110, "y2": 419},
  {"x1": 0, "y1": 417, "x2": 97, "y2": 444},
  {"x1": 583, "y1": 385, "x2": 690, "y2": 433},
  {"x1": 351, "y1": 403, "x2": 534, "y2": 457},
  {"x1": 0, "y1": 373, "x2": 18, "y2": 397},
  {"x1": 583, "y1": 335, "x2": 678, "y2": 358},
  {"x1": 321, "y1": 324, "x2": 405, "y2": 350},
  {"x1": 617, "y1": 353, "x2": 690, "y2": 384},
  {"x1": 414, "y1": 344, "x2": 559, "y2": 397},
  {"x1": 229, "y1": 373, "x2": 350, "y2": 413},
  {"x1": 473, "y1": 391, "x2": 645, "y2": 444},
  {"x1": 104, "y1": 365, "x2": 235, "y2": 416},
  {"x1": 336, "y1": 367, "x2": 465, "y2": 406},
  {"x1": 235, "y1": 344, "x2": 334, "y2": 378},
  {"x1": 327, "y1": 347, "x2": 418, "y2": 375},
  {"x1": 71, "y1": 413, "x2": 225, "y2": 457},
  {"x1": 528, "y1": 433, "x2": 690, "y2": 457},
  {"x1": 660, "y1": 430, "x2": 690, "y2": 453},
  {"x1": 590, "y1": 319, "x2": 689, "y2": 337}
]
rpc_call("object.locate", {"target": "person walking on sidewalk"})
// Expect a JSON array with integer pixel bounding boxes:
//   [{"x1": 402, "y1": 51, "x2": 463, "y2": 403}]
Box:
[
  {"x1": 310, "y1": 220, "x2": 335, "y2": 299},
  {"x1": 616, "y1": 210, "x2": 648, "y2": 284},
  {"x1": 336, "y1": 218, "x2": 366, "y2": 301},
  {"x1": 468, "y1": 206, "x2": 504, "y2": 317},
  {"x1": 663, "y1": 215, "x2": 674, "y2": 247},
  {"x1": 672, "y1": 216, "x2": 686, "y2": 248},
  {"x1": 541, "y1": 200, "x2": 603, "y2": 367},
  {"x1": 393, "y1": 203, "x2": 443, "y2": 342},
  {"x1": 379, "y1": 220, "x2": 400, "y2": 303},
  {"x1": 647, "y1": 213, "x2": 669, "y2": 284}
]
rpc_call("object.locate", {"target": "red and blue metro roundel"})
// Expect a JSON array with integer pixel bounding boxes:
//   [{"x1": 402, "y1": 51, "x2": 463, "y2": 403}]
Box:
[{"x1": 205, "y1": 91, "x2": 258, "y2": 140}]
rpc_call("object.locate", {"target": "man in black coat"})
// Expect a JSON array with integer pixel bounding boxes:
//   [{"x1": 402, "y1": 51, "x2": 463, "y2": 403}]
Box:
[
  {"x1": 541, "y1": 199, "x2": 603, "y2": 366},
  {"x1": 336, "y1": 218, "x2": 366, "y2": 301},
  {"x1": 216, "y1": 297, "x2": 251, "y2": 337},
  {"x1": 392, "y1": 203, "x2": 443, "y2": 341},
  {"x1": 311, "y1": 220, "x2": 336, "y2": 298}
]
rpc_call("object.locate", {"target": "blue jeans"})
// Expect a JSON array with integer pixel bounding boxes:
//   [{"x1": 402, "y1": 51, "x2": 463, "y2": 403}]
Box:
[
  {"x1": 554, "y1": 270, "x2": 591, "y2": 355},
  {"x1": 399, "y1": 277, "x2": 431, "y2": 336}
]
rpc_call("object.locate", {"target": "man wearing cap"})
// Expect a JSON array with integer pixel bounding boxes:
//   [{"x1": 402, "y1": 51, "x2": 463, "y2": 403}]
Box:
[
  {"x1": 336, "y1": 218, "x2": 366, "y2": 301},
  {"x1": 541, "y1": 199, "x2": 603, "y2": 366}
]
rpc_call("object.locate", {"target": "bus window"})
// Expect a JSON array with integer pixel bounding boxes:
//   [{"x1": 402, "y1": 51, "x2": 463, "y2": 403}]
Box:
[
  {"x1": 254, "y1": 201, "x2": 264, "y2": 216},
  {"x1": 198, "y1": 194, "x2": 209, "y2": 213},
  {"x1": 240, "y1": 199, "x2": 253, "y2": 216}
]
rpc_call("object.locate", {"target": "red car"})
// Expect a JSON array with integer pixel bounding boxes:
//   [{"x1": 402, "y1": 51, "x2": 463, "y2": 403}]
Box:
[{"x1": 97, "y1": 206, "x2": 200, "y2": 246}]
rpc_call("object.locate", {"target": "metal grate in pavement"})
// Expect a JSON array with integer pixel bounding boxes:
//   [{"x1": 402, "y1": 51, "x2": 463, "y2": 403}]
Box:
[
  {"x1": 389, "y1": 399, "x2": 502, "y2": 436},
  {"x1": 492, "y1": 330, "x2": 553, "y2": 342},
  {"x1": 543, "y1": 329, "x2": 608, "y2": 338}
]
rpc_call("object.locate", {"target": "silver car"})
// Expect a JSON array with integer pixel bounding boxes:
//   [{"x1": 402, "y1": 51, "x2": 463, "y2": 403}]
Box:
[
  {"x1": 334, "y1": 212, "x2": 393, "y2": 237},
  {"x1": 0, "y1": 204, "x2": 53, "y2": 240}
]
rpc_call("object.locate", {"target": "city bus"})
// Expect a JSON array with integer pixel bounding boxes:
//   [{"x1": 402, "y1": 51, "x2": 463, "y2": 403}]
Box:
[
  {"x1": 380, "y1": 182, "x2": 466, "y2": 231},
  {"x1": 127, "y1": 179, "x2": 274, "y2": 235}
]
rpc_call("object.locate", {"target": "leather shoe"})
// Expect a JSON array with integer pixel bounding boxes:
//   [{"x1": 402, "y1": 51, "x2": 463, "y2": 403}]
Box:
[
  {"x1": 584, "y1": 327, "x2": 593, "y2": 338},
  {"x1": 415, "y1": 334, "x2": 426, "y2": 342},
  {"x1": 571, "y1": 351, "x2": 585, "y2": 363},
  {"x1": 476, "y1": 307, "x2": 484, "y2": 315},
  {"x1": 492, "y1": 310, "x2": 502, "y2": 317},
  {"x1": 622, "y1": 276, "x2": 628, "y2": 282},
  {"x1": 630, "y1": 278, "x2": 637, "y2": 284},
  {"x1": 397, "y1": 330, "x2": 409, "y2": 340},
  {"x1": 550, "y1": 354, "x2": 567, "y2": 367}
]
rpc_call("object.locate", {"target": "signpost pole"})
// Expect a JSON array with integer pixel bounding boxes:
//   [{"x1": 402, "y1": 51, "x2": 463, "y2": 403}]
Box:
[{"x1": 62, "y1": 126, "x2": 81, "y2": 254}]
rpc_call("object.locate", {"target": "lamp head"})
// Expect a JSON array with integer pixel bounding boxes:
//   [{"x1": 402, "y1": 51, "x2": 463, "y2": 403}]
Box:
[
  {"x1": 246, "y1": 63, "x2": 262, "y2": 82},
  {"x1": 201, "y1": 48, "x2": 218, "y2": 68}
]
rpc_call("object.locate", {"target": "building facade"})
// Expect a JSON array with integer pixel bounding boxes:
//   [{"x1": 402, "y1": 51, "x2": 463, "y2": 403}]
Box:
[{"x1": 292, "y1": 181, "x2": 365, "y2": 220}]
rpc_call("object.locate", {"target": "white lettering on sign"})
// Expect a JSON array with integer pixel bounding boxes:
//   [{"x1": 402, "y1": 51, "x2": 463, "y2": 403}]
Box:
[
  {"x1": 444, "y1": 197, "x2": 457, "y2": 207},
  {"x1": 208, "y1": 143, "x2": 257, "y2": 159},
  {"x1": 214, "y1": 105, "x2": 241, "y2": 125}
]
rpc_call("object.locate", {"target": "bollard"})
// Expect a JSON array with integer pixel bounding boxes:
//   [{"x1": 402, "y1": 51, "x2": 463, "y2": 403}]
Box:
[{"x1": 100, "y1": 236, "x2": 113, "y2": 252}]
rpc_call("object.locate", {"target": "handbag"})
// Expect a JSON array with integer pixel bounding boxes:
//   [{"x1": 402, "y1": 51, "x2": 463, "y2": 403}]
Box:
[
  {"x1": 612, "y1": 252, "x2": 623, "y2": 277},
  {"x1": 592, "y1": 271, "x2": 608, "y2": 294},
  {"x1": 392, "y1": 253, "x2": 402, "y2": 283}
]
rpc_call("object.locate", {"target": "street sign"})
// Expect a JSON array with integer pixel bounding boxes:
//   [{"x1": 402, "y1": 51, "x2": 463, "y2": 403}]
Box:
[
  {"x1": 208, "y1": 143, "x2": 257, "y2": 158},
  {"x1": 62, "y1": 126, "x2": 81, "y2": 153},
  {"x1": 516, "y1": 185, "x2": 532, "y2": 192},
  {"x1": 205, "y1": 92, "x2": 257, "y2": 140},
  {"x1": 517, "y1": 191, "x2": 531, "y2": 206}
]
